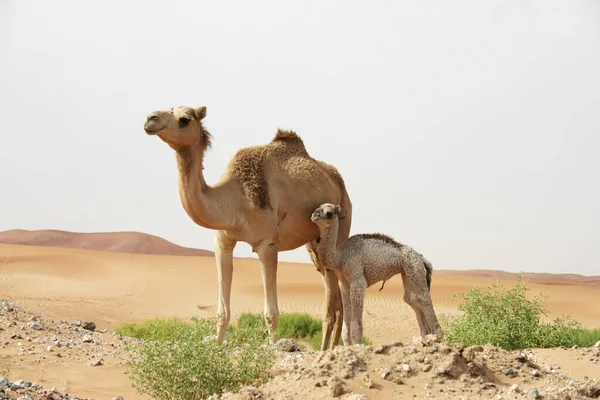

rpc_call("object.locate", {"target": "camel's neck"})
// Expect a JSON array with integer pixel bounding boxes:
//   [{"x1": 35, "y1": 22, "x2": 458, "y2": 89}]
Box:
[
  {"x1": 316, "y1": 218, "x2": 341, "y2": 269},
  {"x1": 175, "y1": 145, "x2": 234, "y2": 230}
]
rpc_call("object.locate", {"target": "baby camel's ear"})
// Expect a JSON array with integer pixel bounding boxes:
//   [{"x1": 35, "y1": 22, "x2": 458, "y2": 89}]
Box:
[{"x1": 334, "y1": 205, "x2": 342, "y2": 215}]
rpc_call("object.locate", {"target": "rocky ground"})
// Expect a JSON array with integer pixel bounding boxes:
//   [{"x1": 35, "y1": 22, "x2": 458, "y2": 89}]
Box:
[{"x1": 1, "y1": 298, "x2": 599, "y2": 400}]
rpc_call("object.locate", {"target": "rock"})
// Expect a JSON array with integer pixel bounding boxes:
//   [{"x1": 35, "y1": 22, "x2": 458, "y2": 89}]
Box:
[
  {"x1": 530, "y1": 388, "x2": 540, "y2": 399},
  {"x1": 422, "y1": 334, "x2": 440, "y2": 346},
  {"x1": 531, "y1": 369, "x2": 540, "y2": 377},
  {"x1": 593, "y1": 340, "x2": 600, "y2": 348},
  {"x1": 28, "y1": 321, "x2": 42, "y2": 330},
  {"x1": 14, "y1": 379, "x2": 32, "y2": 388},
  {"x1": 112, "y1": 397, "x2": 124, "y2": 400},
  {"x1": 276, "y1": 338, "x2": 298, "y2": 352},
  {"x1": 17, "y1": 395, "x2": 34, "y2": 400},
  {"x1": 88, "y1": 359, "x2": 103, "y2": 367},
  {"x1": 346, "y1": 394, "x2": 370, "y2": 400},
  {"x1": 504, "y1": 368, "x2": 517, "y2": 377},
  {"x1": 0, "y1": 376, "x2": 8, "y2": 387},
  {"x1": 568, "y1": 379, "x2": 576, "y2": 386},
  {"x1": 362, "y1": 372, "x2": 373, "y2": 388},
  {"x1": 82, "y1": 334, "x2": 94, "y2": 343},
  {"x1": 327, "y1": 376, "x2": 345, "y2": 397},
  {"x1": 422, "y1": 364, "x2": 432, "y2": 372},
  {"x1": 412, "y1": 336, "x2": 424, "y2": 346},
  {"x1": 73, "y1": 320, "x2": 96, "y2": 331},
  {"x1": 508, "y1": 384, "x2": 519, "y2": 393},
  {"x1": 373, "y1": 344, "x2": 387, "y2": 354},
  {"x1": 237, "y1": 386, "x2": 262, "y2": 400}
]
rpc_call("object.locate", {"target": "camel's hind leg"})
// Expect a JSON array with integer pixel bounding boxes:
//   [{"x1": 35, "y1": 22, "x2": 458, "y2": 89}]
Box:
[
  {"x1": 400, "y1": 267, "x2": 439, "y2": 337},
  {"x1": 349, "y1": 276, "x2": 367, "y2": 345}
]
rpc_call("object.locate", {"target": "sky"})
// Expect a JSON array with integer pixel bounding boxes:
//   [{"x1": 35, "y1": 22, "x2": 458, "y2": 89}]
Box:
[{"x1": 1, "y1": 0, "x2": 599, "y2": 275}]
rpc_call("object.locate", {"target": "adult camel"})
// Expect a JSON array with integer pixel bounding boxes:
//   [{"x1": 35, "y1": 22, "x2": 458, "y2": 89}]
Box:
[{"x1": 143, "y1": 105, "x2": 352, "y2": 350}]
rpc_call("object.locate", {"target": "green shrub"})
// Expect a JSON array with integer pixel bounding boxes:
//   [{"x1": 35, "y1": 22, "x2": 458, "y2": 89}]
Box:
[
  {"x1": 441, "y1": 273, "x2": 597, "y2": 350},
  {"x1": 232, "y1": 312, "x2": 370, "y2": 350},
  {"x1": 576, "y1": 327, "x2": 600, "y2": 347},
  {"x1": 124, "y1": 316, "x2": 274, "y2": 400},
  {"x1": 115, "y1": 316, "x2": 194, "y2": 341}
]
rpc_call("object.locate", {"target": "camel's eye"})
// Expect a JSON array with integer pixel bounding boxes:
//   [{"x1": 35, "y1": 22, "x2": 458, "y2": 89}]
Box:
[
  {"x1": 149, "y1": 115, "x2": 159, "y2": 121},
  {"x1": 179, "y1": 116, "x2": 191, "y2": 128}
]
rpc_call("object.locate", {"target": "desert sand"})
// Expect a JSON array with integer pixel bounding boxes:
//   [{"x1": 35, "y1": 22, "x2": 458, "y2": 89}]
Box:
[{"x1": 1, "y1": 231, "x2": 599, "y2": 399}]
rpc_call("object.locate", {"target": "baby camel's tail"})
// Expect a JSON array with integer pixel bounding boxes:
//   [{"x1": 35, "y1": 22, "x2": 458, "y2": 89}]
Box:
[{"x1": 422, "y1": 257, "x2": 433, "y2": 291}]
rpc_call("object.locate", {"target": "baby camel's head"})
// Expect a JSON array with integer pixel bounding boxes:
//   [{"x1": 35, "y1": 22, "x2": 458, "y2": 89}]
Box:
[{"x1": 311, "y1": 203, "x2": 342, "y2": 228}]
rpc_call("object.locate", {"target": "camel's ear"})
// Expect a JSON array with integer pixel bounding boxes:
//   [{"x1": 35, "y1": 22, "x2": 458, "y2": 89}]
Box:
[
  {"x1": 195, "y1": 106, "x2": 207, "y2": 121},
  {"x1": 334, "y1": 205, "x2": 342, "y2": 215}
]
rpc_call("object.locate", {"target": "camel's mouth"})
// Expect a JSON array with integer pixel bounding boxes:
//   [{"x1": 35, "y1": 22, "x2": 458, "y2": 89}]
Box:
[{"x1": 144, "y1": 125, "x2": 162, "y2": 135}]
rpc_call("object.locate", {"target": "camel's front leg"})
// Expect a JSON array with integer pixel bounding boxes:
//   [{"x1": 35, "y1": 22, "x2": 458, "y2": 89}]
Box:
[
  {"x1": 338, "y1": 275, "x2": 353, "y2": 346},
  {"x1": 215, "y1": 231, "x2": 237, "y2": 342},
  {"x1": 256, "y1": 242, "x2": 280, "y2": 344},
  {"x1": 306, "y1": 242, "x2": 343, "y2": 350},
  {"x1": 349, "y1": 277, "x2": 367, "y2": 345}
]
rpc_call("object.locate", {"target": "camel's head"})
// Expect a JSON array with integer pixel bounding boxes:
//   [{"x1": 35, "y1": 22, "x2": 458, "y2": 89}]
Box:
[
  {"x1": 311, "y1": 203, "x2": 342, "y2": 227},
  {"x1": 144, "y1": 106, "x2": 212, "y2": 150}
]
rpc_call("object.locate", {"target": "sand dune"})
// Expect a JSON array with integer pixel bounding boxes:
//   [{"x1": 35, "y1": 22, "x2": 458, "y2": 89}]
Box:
[
  {"x1": 1, "y1": 236, "x2": 599, "y2": 399},
  {"x1": 2, "y1": 242, "x2": 599, "y2": 342},
  {"x1": 0, "y1": 229, "x2": 214, "y2": 257}
]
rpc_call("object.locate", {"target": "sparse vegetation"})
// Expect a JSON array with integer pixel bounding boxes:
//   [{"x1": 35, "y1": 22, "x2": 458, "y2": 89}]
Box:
[
  {"x1": 440, "y1": 273, "x2": 600, "y2": 350},
  {"x1": 121, "y1": 316, "x2": 275, "y2": 400},
  {"x1": 116, "y1": 311, "x2": 373, "y2": 399},
  {"x1": 115, "y1": 316, "x2": 195, "y2": 341},
  {"x1": 235, "y1": 312, "x2": 370, "y2": 349}
]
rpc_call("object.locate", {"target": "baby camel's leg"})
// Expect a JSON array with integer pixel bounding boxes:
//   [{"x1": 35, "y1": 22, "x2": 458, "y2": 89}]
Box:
[
  {"x1": 401, "y1": 267, "x2": 438, "y2": 337},
  {"x1": 338, "y1": 275, "x2": 352, "y2": 346},
  {"x1": 349, "y1": 276, "x2": 367, "y2": 345}
]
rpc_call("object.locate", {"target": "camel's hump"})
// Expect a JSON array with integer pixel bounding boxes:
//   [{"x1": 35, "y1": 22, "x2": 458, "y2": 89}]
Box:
[{"x1": 272, "y1": 129, "x2": 306, "y2": 146}]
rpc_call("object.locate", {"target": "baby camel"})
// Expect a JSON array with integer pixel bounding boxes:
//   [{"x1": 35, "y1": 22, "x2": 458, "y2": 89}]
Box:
[{"x1": 311, "y1": 203, "x2": 439, "y2": 345}]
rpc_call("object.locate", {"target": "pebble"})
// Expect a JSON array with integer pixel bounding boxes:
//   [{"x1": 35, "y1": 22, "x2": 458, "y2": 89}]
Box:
[
  {"x1": 276, "y1": 338, "x2": 298, "y2": 352},
  {"x1": 327, "y1": 376, "x2": 344, "y2": 397},
  {"x1": 0, "y1": 376, "x2": 8, "y2": 387},
  {"x1": 504, "y1": 368, "x2": 517, "y2": 377},
  {"x1": 530, "y1": 388, "x2": 541, "y2": 399},
  {"x1": 28, "y1": 321, "x2": 42, "y2": 330},
  {"x1": 88, "y1": 359, "x2": 103, "y2": 367},
  {"x1": 82, "y1": 334, "x2": 94, "y2": 343},
  {"x1": 531, "y1": 369, "x2": 540, "y2": 377}
]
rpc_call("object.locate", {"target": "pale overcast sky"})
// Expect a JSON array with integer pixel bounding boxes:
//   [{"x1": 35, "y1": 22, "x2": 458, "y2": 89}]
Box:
[{"x1": 1, "y1": 1, "x2": 599, "y2": 275}]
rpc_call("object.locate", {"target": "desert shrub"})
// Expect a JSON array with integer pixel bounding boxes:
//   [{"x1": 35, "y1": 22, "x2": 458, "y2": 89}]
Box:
[
  {"x1": 123, "y1": 316, "x2": 274, "y2": 400},
  {"x1": 115, "y1": 316, "x2": 194, "y2": 341},
  {"x1": 234, "y1": 312, "x2": 370, "y2": 350},
  {"x1": 576, "y1": 327, "x2": 600, "y2": 347},
  {"x1": 441, "y1": 274, "x2": 597, "y2": 350}
]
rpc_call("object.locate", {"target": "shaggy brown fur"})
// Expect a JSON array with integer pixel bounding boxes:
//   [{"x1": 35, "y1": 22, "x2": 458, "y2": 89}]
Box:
[
  {"x1": 229, "y1": 146, "x2": 271, "y2": 209},
  {"x1": 229, "y1": 129, "x2": 317, "y2": 210}
]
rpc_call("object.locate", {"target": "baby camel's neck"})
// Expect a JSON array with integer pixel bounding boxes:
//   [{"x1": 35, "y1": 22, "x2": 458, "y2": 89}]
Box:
[{"x1": 316, "y1": 218, "x2": 341, "y2": 269}]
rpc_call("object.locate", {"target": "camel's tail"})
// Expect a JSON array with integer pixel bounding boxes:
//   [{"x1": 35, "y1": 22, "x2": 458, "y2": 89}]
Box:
[{"x1": 422, "y1": 257, "x2": 433, "y2": 291}]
